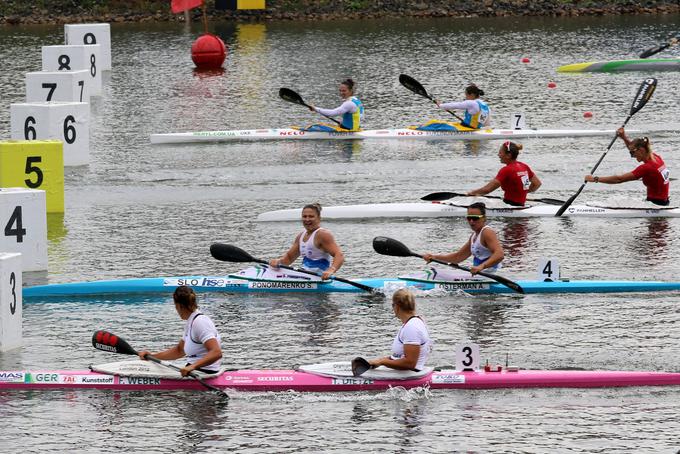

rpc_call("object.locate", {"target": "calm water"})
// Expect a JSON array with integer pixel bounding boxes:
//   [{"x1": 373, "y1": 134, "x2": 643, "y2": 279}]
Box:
[{"x1": 1, "y1": 13, "x2": 680, "y2": 452}]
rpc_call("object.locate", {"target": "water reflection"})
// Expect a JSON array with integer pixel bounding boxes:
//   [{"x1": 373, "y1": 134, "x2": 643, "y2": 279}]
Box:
[
  {"x1": 496, "y1": 218, "x2": 534, "y2": 266},
  {"x1": 626, "y1": 218, "x2": 673, "y2": 267}
]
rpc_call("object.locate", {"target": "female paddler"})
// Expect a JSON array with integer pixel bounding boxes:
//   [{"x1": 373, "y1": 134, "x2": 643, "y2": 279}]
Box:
[
  {"x1": 423, "y1": 202, "x2": 504, "y2": 276},
  {"x1": 138, "y1": 286, "x2": 222, "y2": 376},
  {"x1": 308, "y1": 79, "x2": 364, "y2": 132},
  {"x1": 269, "y1": 203, "x2": 345, "y2": 280},
  {"x1": 368, "y1": 289, "x2": 432, "y2": 371},
  {"x1": 584, "y1": 128, "x2": 670, "y2": 206},
  {"x1": 436, "y1": 84, "x2": 491, "y2": 129},
  {"x1": 467, "y1": 141, "x2": 542, "y2": 206}
]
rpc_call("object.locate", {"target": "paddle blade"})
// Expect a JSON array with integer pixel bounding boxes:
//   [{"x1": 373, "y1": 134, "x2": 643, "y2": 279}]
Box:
[
  {"x1": 351, "y1": 357, "x2": 372, "y2": 376},
  {"x1": 629, "y1": 78, "x2": 657, "y2": 116},
  {"x1": 399, "y1": 74, "x2": 431, "y2": 100},
  {"x1": 210, "y1": 243, "x2": 256, "y2": 263},
  {"x1": 639, "y1": 43, "x2": 669, "y2": 58},
  {"x1": 279, "y1": 88, "x2": 306, "y2": 106},
  {"x1": 372, "y1": 236, "x2": 417, "y2": 258},
  {"x1": 92, "y1": 330, "x2": 138, "y2": 355},
  {"x1": 421, "y1": 191, "x2": 461, "y2": 201}
]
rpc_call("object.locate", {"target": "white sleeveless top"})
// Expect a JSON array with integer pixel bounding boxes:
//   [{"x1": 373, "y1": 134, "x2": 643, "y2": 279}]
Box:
[
  {"x1": 469, "y1": 225, "x2": 500, "y2": 270},
  {"x1": 183, "y1": 311, "x2": 221, "y2": 372},
  {"x1": 299, "y1": 228, "x2": 332, "y2": 271}
]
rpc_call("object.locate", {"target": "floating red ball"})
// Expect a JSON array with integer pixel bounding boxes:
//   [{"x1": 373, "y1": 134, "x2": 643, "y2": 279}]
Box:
[
  {"x1": 191, "y1": 33, "x2": 227, "y2": 69},
  {"x1": 521, "y1": 57, "x2": 530, "y2": 63},
  {"x1": 583, "y1": 111, "x2": 593, "y2": 118},
  {"x1": 547, "y1": 82, "x2": 557, "y2": 89}
]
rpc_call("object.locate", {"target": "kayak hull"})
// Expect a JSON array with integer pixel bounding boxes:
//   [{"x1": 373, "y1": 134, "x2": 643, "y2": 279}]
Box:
[
  {"x1": 23, "y1": 276, "x2": 680, "y2": 298},
  {"x1": 558, "y1": 58, "x2": 680, "y2": 73},
  {"x1": 4, "y1": 368, "x2": 680, "y2": 392}
]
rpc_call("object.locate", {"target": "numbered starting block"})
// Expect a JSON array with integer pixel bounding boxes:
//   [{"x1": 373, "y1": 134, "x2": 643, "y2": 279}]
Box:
[
  {"x1": 10, "y1": 102, "x2": 89, "y2": 166},
  {"x1": 25, "y1": 69, "x2": 90, "y2": 103},
  {"x1": 455, "y1": 342, "x2": 480, "y2": 371},
  {"x1": 537, "y1": 258, "x2": 560, "y2": 282},
  {"x1": 41, "y1": 44, "x2": 102, "y2": 96},
  {"x1": 65, "y1": 23, "x2": 111, "y2": 72},
  {"x1": 0, "y1": 188, "x2": 47, "y2": 272},
  {"x1": 0, "y1": 140, "x2": 64, "y2": 213},
  {"x1": 0, "y1": 252, "x2": 22, "y2": 352}
]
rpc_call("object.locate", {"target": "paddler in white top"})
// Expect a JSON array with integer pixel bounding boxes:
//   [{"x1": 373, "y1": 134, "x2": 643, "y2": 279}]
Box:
[
  {"x1": 269, "y1": 203, "x2": 345, "y2": 280},
  {"x1": 369, "y1": 289, "x2": 432, "y2": 371},
  {"x1": 308, "y1": 79, "x2": 364, "y2": 132},
  {"x1": 422, "y1": 202, "x2": 504, "y2": 275},
  {"x1": 138, "y1": 286, "x2": 222, "y2": 376},
  {"x1": 435, "y1": 84, "x2": 490, "y2": 129}
]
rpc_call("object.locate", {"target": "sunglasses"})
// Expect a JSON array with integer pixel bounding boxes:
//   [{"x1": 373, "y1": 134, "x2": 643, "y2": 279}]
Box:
[{"x1": 466, "y1": 214, "x2": 485, "y2": 221}]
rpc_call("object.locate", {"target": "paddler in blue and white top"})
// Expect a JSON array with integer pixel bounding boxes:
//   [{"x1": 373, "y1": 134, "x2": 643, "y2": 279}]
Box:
[
  {"x1": 369, "y1": 289, "x2": 432, "y2": 372},
  {"x1": 307, "y1": 79, "x2": 364, "y2": 132},
  {"x1": 418, "y1": 84, "x2": 490, "y2": 131},
  {"x1": 269, "y1": 203, "x2": 345, "y2": 280},
  {"x1": 422, "y1": 202, "x2": 504, "y2": 277},
  {"x1": 138, "y1": 286, "x2": 222, "y2": 376}
]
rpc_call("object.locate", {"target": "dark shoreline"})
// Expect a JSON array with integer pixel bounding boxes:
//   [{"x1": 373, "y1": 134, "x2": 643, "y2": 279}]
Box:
[{"x1": 1, "y1": 1, "x2": 680, "y2": 25}]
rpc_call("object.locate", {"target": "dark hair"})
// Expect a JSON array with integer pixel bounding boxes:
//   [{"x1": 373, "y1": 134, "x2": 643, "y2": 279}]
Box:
[
  {"x1": 630, "y1": 137, "x2": 651, "y2": 154},
  {"x1": 501, "y1": 141, "x2": 523, "y2": 160},
  {"x1": 303, "y1": 203, "x2": 322, "y2": 216},
  {"x1": 173, "y1": 285, "x2": 198, "y2": 312},
  {"x1": 341, "y1": 78, "x2": 355, "y2": 92},
  {"x1": 468, "y1": 202, "x2": 486, "y2": 215},
  {"x1": 465, "y1": 84, "x2": 484, "y2": 98}
]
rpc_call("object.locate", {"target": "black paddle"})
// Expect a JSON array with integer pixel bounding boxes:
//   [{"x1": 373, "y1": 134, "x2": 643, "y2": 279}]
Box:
[
  {"x1": 398, "y1": 74, "x2": 468, "y2": 126},
  {"x1": 555, "y1": 78, "x2": 657, "y2": 217},
  {"x1": 372, "y1": 236, "x2": 524, "y2": 294},
  {"x1": 421, "y1": 191, "x2": 565, "y2": 206},
  {"x1": 639, "y1": 35, "x2": 680, "y2": 58},
  {"x1": 351, "y1": 357, "x2": 374, "y2": 376},
  {"x1": 92, "y1": 330, "x2": 227, "y2": 396},
  {"x1": 278, "y1": 87, "x2": 346, "y2": 128},
  {"x1": 210, "y1": 242, "x2": 375, "y2": 293}
]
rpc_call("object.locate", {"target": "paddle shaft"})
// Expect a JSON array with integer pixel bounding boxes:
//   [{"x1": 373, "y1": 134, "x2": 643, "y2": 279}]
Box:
[
  {"x1": 279, "y1": 88, "x2": 346, "y2": 128},
  {"x1": 554, "y1": 115, "x2": 632, "y2": 216},
  {"x1": 253, "y1": 257, "x2": 375, "y2": 293},
  {"x1": 399, "y1": 75, "x2": 467, "y2": 125},
  {"x1": 422, "y1": 191, "x2": 564, "y2": 205},
  {"x1": 143, "y1": 354, "x2": 225, "y2": 394}
]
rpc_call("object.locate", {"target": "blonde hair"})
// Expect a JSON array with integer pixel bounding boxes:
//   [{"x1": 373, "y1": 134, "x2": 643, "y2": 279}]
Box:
[
  {"x1": 392, "y1": 288, "x2": 416, "y2": 312},
  {"x1": 303, "y1": 203, "x2": 322, "y2": 216}
]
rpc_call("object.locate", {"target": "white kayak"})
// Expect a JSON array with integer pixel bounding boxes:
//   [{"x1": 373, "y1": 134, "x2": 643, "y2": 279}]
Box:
[
  {"x1": 257, "y1": 200, "x2": 680, "y2": 221},
  {"x1": 150, "y1": 127, "x2": 638, "y2": 144}
]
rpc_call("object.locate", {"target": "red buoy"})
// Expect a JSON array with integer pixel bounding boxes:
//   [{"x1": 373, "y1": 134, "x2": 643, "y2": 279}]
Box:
[
  {"x1": 583, "y1": 111, "x2": 593, "y2": 118},
  {"x1": 521, "y1": 57, "x2": 530, "y2": 63},
  {"x1": 191, "y1": 33, "x2": 227, "y2": 69},
  {"x1": 547, "y1": 82, "x2": 557, "y2": 89}
]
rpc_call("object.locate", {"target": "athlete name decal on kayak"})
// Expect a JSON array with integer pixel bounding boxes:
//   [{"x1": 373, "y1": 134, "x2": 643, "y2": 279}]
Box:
[
  {"x1": 248, "y1": 281, "x2": 318, "y2": 289},
  {"x1": 331, "y1": 378, "x2": 374, "y2": 385},
  {"x1": 0, "y1": 372, "x2": 24, "y2": 383},
  {"x1": 431, "y1": 374, "x2": 466, "y2": 384},
  {"x1": 119, "y1": 377, "x2": 161, "y2": 385},
  {"x1": 435, "y1": 282, "x2": 490, "y2": 290}
]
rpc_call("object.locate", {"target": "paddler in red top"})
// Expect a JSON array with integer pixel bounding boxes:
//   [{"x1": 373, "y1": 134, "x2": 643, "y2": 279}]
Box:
[
  {"x1": 584, "y1": 128, "x2": 670, "y2": 206},
  {"x1": 467, "y1": 141, "x2": 542, "y2": 206}
]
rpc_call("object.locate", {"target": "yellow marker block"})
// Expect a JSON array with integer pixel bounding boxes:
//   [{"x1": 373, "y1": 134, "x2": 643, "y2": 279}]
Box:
[
  {"x1": 0, "y1": 140, "x2": 64, "y2": 213},
  {"x1": 238, "y1": 0, "x2": 265, "y2": 9}
]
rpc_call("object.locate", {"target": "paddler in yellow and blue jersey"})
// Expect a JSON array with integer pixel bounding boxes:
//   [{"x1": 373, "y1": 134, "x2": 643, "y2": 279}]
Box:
[
  {"x1": 435, "y1": 84, "x2": 490, "y2": 129},
  {"x1": 307, "y1": 79, "x2": 364, "y2": 132}
]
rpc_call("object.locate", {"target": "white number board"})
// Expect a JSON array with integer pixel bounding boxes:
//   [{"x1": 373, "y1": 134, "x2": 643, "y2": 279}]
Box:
[
  {"x1": 65, "y1": 23, "x2": 111, "y2": 71},
  {"x1": 41, "y1": 44, "x2": 102, "y2": 96},
  {"x1": 0, "y1": 189, "x2": 47, "y2": 272},
  {"x1": 25, "y1": 70, "x2": 90, "y2": 103},
  {"x1": 455, "y1": 342, "x2": 480, "y2": 371},
  {"x1": 0, "y1": 252, "x2": 22, "y2": 352}
]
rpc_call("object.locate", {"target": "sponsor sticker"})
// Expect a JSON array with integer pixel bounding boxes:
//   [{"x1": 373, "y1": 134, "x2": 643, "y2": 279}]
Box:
[
  {"x1": 431, "y1": 374, "x2": 466, "y2": 384},
  {"x1": 256, "y1": 376, "x2": 294, "y2": 382},
  {"x1": 163, "y1": 277, "x2": 244, "y2": 288},
  {"x1": 80, "y1": 375, "x2": 115, "y2": 385},
  {"x1": 0, "y1": 372, "x2": 25, "y2": 383}
]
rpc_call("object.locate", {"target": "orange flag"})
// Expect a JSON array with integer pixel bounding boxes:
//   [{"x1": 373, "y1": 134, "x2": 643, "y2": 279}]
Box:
[{"x1": 171, "y1": 0, "x2": 203, "y2": 13}]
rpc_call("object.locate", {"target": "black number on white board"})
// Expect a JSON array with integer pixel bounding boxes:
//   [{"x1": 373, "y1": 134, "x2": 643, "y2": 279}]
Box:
[
  {"x1": 42, "y1": 83, "x2": 57, "y2": 101},
  {"x1": 4, "y1": 206, "x2": 26, "y2": 243},
  {"x1": 462, "y1": 346, "x2": 473, "y2": 367},
  {"x1": 83, "y1": 33, "x2": 96, "y2": 45},
  {"x1": 9, "y1": 272, "x2": 17, "y2": 315},
  {"x1": 58, "y1": 54, "x2": 71, "y2": 70},
  {"x1": 542, "y1": 261, "x2": 553, "y2": 277},
  {"x1": 78, "y1": 80, "x2": 84, "y2": 102},
  {"x1": 63, "y1": 115, "x2": 76, "y2": 144},
  {"x1": 24, "y1": 116, "x2": 36, "y2": 140}
]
